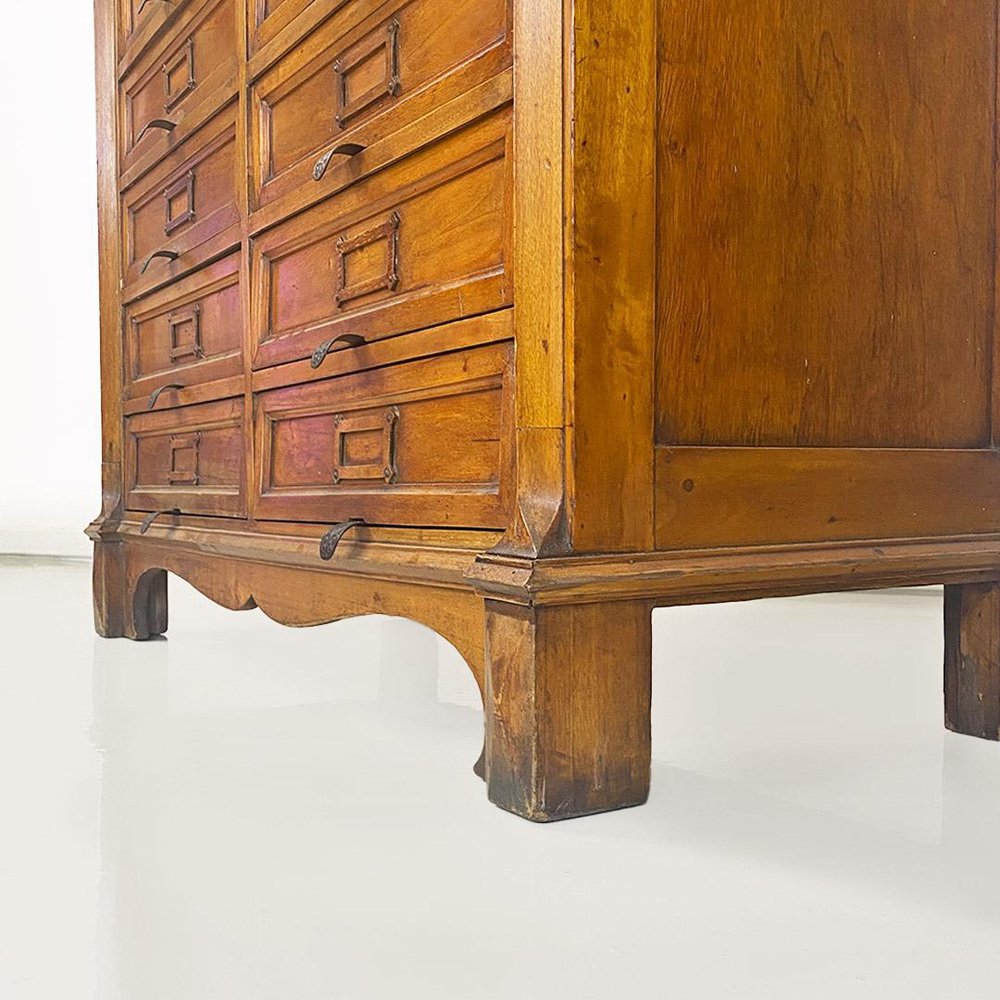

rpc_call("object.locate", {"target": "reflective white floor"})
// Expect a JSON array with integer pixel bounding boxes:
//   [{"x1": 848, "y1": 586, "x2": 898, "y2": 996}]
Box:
[{"x1": 2, "y1": 559, "x2": 1000, "y2": 998}]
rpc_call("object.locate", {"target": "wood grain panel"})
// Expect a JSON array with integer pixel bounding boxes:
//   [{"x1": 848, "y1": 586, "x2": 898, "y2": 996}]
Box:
[
  {"x1": 655, "y1": 0, "x2": 996, "y2": 449},
  {"x1": 254, "y1": 342, "x2": 514, "y2": 528},
  {"x1": 251, "y1": 107, "x2": 512, "y2": 369},
  {"x1": 567, "y1": 0, "x2": 656, "y2": 552},
  {"x1": 656, "y1": 447, "x2": 1000, "y2": 549}
]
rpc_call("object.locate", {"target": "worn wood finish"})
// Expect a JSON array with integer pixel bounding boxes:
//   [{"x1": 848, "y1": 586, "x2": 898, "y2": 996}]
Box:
[
  {"x1": 484, "y1": 599, "x2": 652, "y2": 821},
  {"x1": 93, "y1": 0, "x2": 1000, "y2": 823},
  {"x1": 93, "y1": 538, "x2": 168, "y2": 640},
  {"x1": 945, "y1": 584, "x2": 1000, "y2": 742}
]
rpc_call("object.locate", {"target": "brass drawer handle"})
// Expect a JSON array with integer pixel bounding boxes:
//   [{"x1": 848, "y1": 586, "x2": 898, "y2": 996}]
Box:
[
  {"x1": 141, "y1": 249, "x2": 180, "y2": 274},
  {"x1": 136, "y1": 118, "x2": 177, "y2": 143},
  {"x1": 139, "y1": 508, "x2": 181, "y2": 535},
  {"x1": 148, "y1": 383, "x2": 184, "y2": 409},
  {"x1": 319, "y1": 518, "x2": 366, "y2": 560},
  {"x1": 137, "y1": 0, "x2": 176, "y2": 17},
  {"x1": 311, "y1": 334, "x2": 366, "y2": 369},
  {"x1": 312, "y1": 142, "x2": 366, "y2": 182}
]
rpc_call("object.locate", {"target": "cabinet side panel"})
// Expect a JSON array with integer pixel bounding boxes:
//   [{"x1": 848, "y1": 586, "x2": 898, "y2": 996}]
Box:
[
  {"x1": 655, "y1": 0, "x2": 995, "y2": 449},
  {"x1": 566, "y1": 0, "x2": 657, "y2": 552},
  {"x1": 95, "y1": 0, "x2": 125, "y2": 522}
]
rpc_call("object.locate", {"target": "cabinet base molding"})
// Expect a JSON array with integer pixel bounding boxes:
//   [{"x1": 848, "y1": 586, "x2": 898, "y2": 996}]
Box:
[{"x1": 87, "y1": 519, "x2": 1000, "y2": 820}]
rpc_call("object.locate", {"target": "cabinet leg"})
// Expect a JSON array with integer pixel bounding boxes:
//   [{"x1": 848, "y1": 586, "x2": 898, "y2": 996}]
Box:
[
  {"x1": 93, "y1": 540, "x2": 168, "y2": 641},
  {"x1": 484, "y1": 599, "x2": 652, "y2": 821},
  {"x1": 945, "y1": 583, "x2": 1000, "y2": 740}
]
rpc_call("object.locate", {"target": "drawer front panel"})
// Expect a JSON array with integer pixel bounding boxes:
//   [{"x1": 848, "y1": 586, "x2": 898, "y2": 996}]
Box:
[
  {"x1": 252, "y1": 107, "x2": 512, "y2": 369},
  {"x1": 126, "y1": 397, "x2": 247, "y2": 516},
  {"x1": 123, "y1": 109, "x2": 239, "y2": 294},
  {"x1": 126, "y1": 253, "x2": 243, "y2": 399},
  {"x1": 251, "y1": 0, "x2": 510, "y2": 209},
  {"x1": 254, "y1": 342, "x2": 513, "y2": 528},
  {"x1": 119, "y1": 0, "x2": 192, "y2": 54},
  {"x1": 251, "y1": 0, "x2": 353, "y2": 54},
  {"x1": 121, "y1": 0, "x2": 238, "y2": 173}
]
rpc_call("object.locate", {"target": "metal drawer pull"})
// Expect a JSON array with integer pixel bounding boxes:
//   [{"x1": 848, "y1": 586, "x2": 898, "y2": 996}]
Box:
[
  {"x1": 310, "y1": 334, "x2": 366, "y2": 369},
  {"x1": 141, "y1": 249, "x2": 180, "y2": 274},
  {"x1": 140, "y1": 508, "x2": 181, "y2": 535},
  {"x1": 319, "y1": 518, "x2": 366, "y2": 560},
  {"x1": 313, "y1": 142, "x2": 366, "y2": 182},
  {"x1": 137, "y1": 0, "x2": 175, "y2": 17},
  {"x1": 148, "y1": 383, "x2": 184, "y2": 409},
  {"x1": 136, "y1": 118, "x2": 177, "y2": 143}
]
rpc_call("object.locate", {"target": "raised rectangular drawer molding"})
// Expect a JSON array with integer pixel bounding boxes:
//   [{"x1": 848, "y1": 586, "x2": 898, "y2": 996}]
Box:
[
  {"x1": 251, "y1": 106, "x2": 511, "y2": 369},
  {"x1": 122, "y1": 106, "x2": 239, "y2": 295},
  {"x1": 251, "y1": 0, "x2": 511, "y2": 209},
  {"x1": 125, "y1": 253, "x2": 243, "y2": 401},
  {"x1": 126, "y1": 396, "x2": 247, "y2": 517},
  {"x1": 120, "y1": 0, "x2": 238, "y2": 173},
  {"x1": 254, "y1": 341, "x2": 513, "y2": 528}
]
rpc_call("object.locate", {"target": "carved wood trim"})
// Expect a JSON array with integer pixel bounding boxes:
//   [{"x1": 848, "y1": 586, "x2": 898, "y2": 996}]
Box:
[
  {"x1": 89, "y1": 530, "x2": 488, "y2": 692},
  {"x1": 332, "y1": 406, "x2": 400, "y2": 485},
  {"x1": 167, "y1": 304, "x2": 204, "y2": 363},
  {"x1": 168, "y1": 432, "x2": 201, "y2": 485},
  {"x1": 163, "y1": 170, "x2": 196, "y2": 235},
  {"x1": 334, "y1": 18, "x2": 401, "y2": 130},
  {"x1": 334, "y1": 211, "x2": 401, "y2": 307},
  {"x1": 163, "y1": 37, "x2": 197, "y2": 111}
]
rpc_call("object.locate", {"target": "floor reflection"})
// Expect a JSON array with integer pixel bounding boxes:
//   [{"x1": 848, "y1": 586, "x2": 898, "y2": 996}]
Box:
[
  {"x1": 90, "y1": 608, "x2": 485, "y2": 1000},
  {"x1": 5, "y1": 562, "x2": 1000, "y2": 998}
]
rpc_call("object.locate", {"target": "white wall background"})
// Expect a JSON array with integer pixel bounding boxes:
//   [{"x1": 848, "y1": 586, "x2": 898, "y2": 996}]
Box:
[{"x1": 0, "y1": 5, "x2": 102, "y2": 557}]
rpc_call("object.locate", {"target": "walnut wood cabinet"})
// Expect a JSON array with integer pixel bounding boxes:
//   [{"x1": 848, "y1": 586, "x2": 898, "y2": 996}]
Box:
[{"x1": 90, "y1": 0, "x2": 1000, "y2": 821}]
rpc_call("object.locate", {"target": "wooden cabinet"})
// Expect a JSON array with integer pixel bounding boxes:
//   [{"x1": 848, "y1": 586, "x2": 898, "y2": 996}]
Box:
[{"x1": 91, "y1": 0, "x2": 1000, "y2": 822}]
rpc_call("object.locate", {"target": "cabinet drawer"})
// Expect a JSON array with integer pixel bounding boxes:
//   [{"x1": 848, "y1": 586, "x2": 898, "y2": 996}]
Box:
[
  {"x1": 251, "y1": 0, "x2": 353, "y2": 56},
  {"x1": 119, "y1": 0, "x2": 192, "y2": 63},
  {"x1": 126, "y1": 397, "x2": 247, "y2": 517},
  {"x1": 125, "y1": 253, "x2": 243, "y2": 402},
  {"x1": 251, "y1": 0, "x2": 511, "y2": 210},
  {"x1": 251, "y1": 106, "x2": 512, "y2": 369},
  {"x1": 123, "y1": 106, "x2": 240, "y2": 297},
  {"x1": 254, "y1": 342, "x2": 513, "y2": 528},
  {"x1": 120, "y1": 0, "x2": 238, "y2": 180}
]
